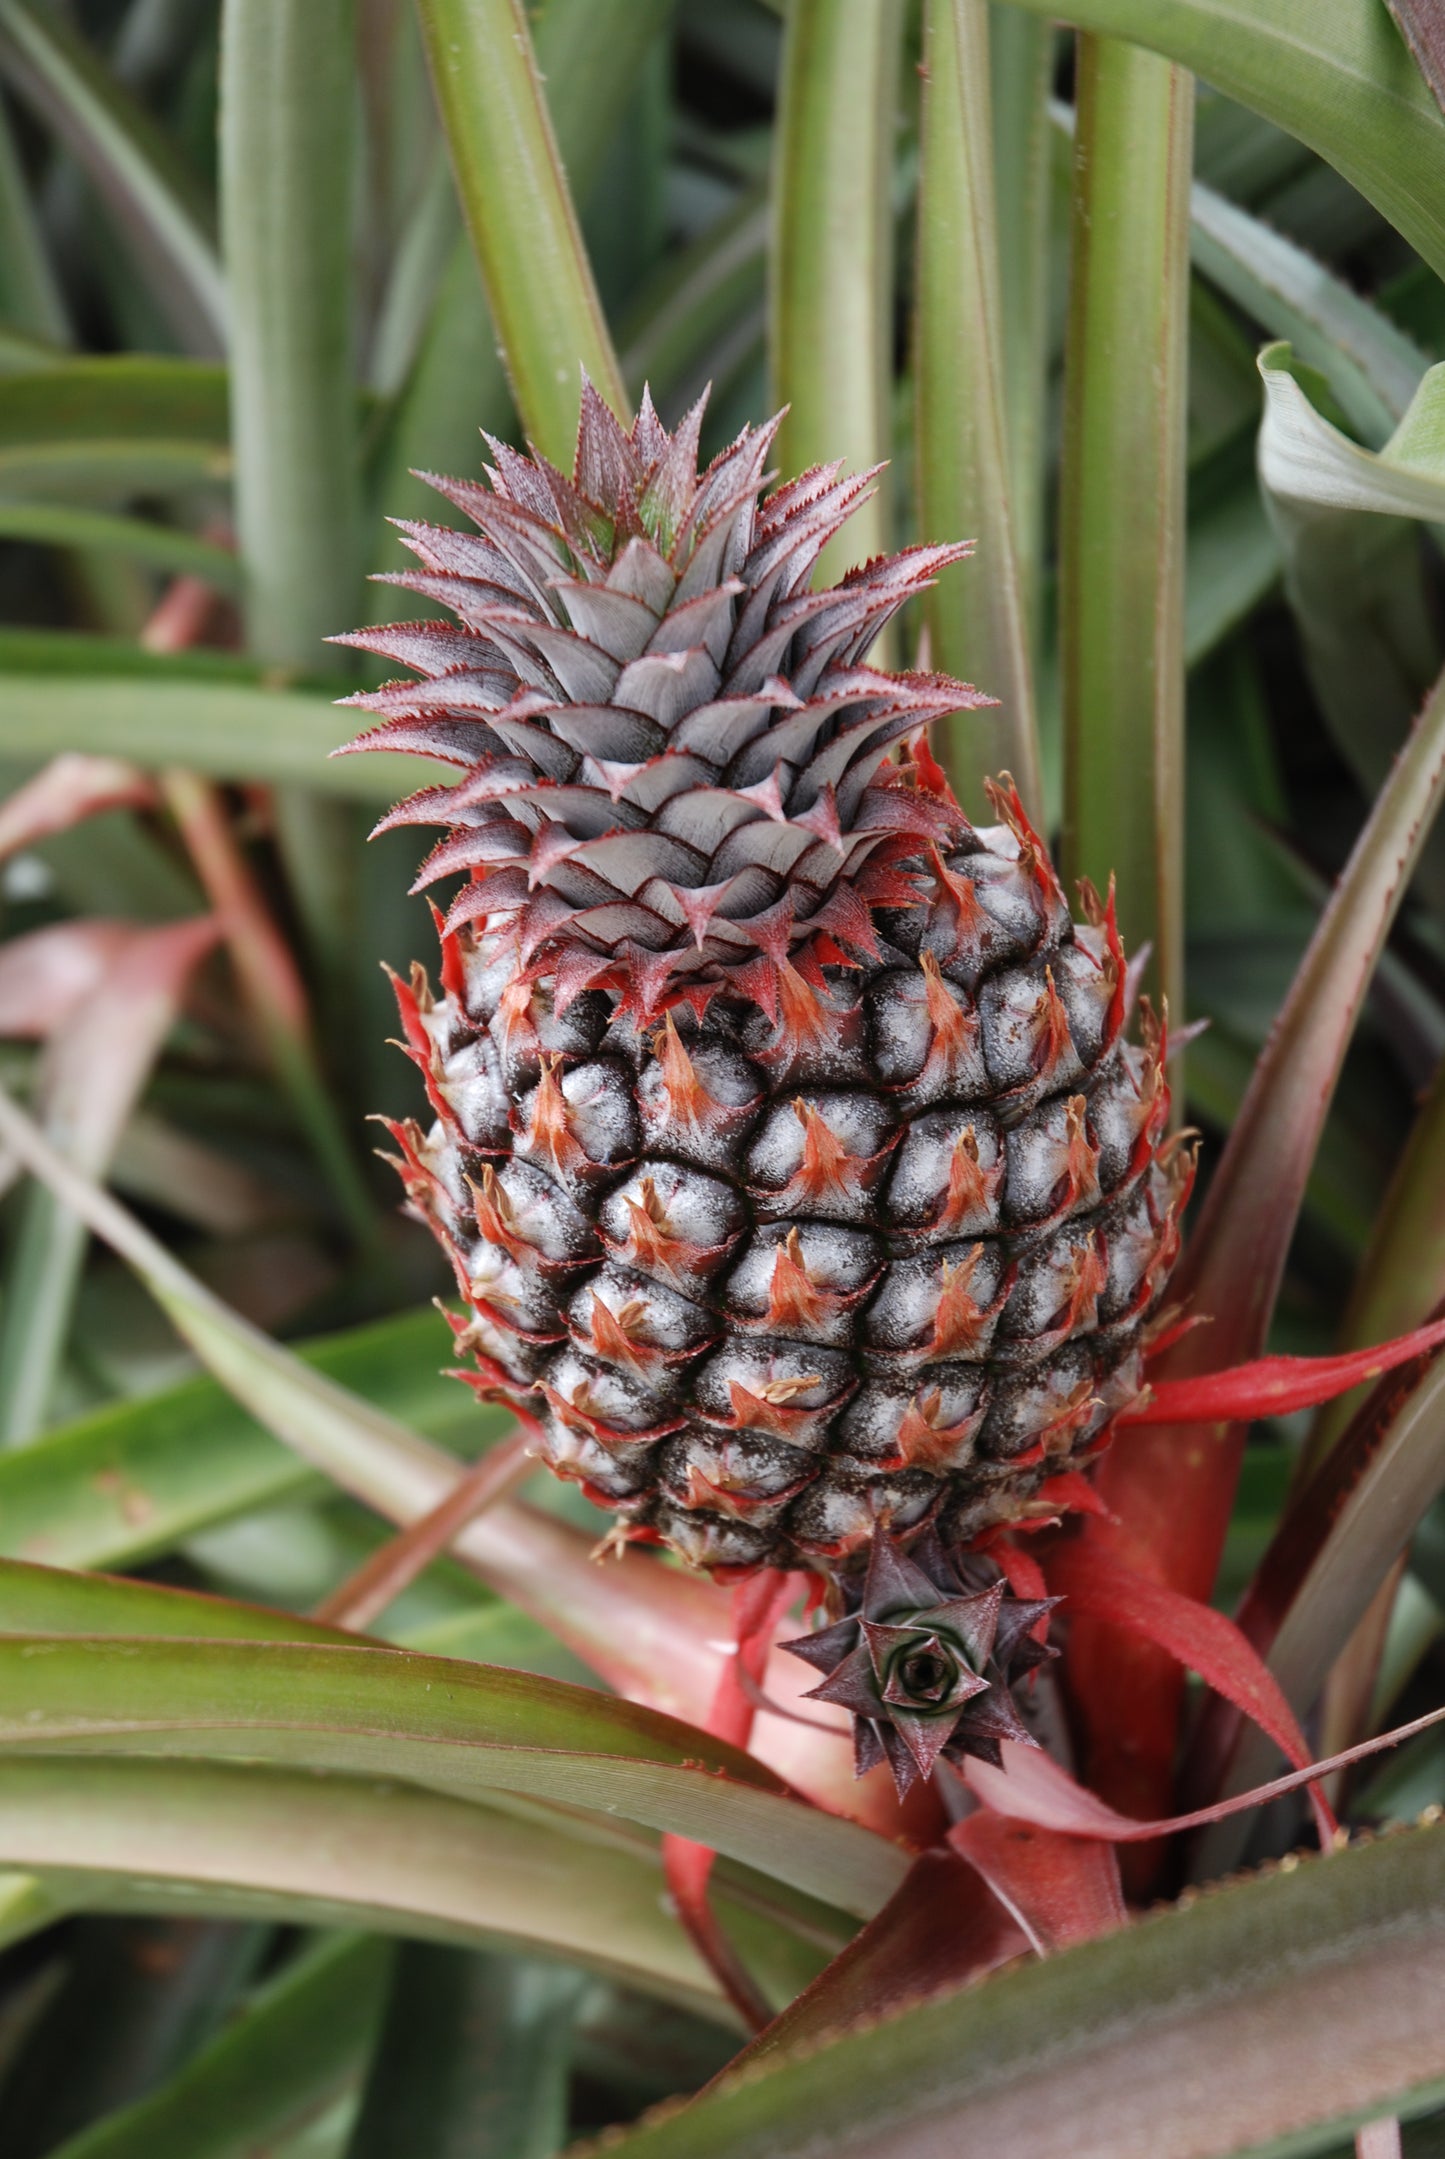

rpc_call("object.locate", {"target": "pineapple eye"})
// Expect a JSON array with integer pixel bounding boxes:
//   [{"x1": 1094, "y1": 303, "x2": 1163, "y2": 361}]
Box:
[{"x1": 899, "y1": 1646, "x2": 954, "y2": 1702}]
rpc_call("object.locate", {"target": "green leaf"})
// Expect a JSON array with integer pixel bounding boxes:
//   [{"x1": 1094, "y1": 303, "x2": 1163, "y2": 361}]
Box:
[
  {"x1": 1059, "y1": 38, "x2": 1192, "y2": 1017},
  {"x1": 413, "y1": 0, "x2": 626, "y2": 461},
  {"x1": 0, "y1": 1756, "x2": 762, "y2": 2019},
  {"x1": 0, "y1": 1559, "x2": 369, "y2": 1647},
  {"x1": 1256, "y1": 341, "x2": 1445, "y2": 907},
  {"x1": 770, "y1": 0, "x2": 900, "y2": 587},
  {"x1": 0, "y1": 89, "x2": 67, "y2": 341},
  {"x1": 587, "y1": 1820, "x2": 1445, "y2": 2157},
  {"x1": 0, "y1": 1307, "x2": 467, "y2": 1574},
  {"x1": 47, "y1": 1936, "x2": 392, "y2": 2159},
  {"x1": 1259, "y1": 341, "x2": 1445, "y2": 518},
  {"x1": 346, "y1": 1947, "x2": 579, "y2": 2159},
  {"x1": 915, "y1": 0, "x2": 1043, "y2": 820},
  {"x1": 0, "y1": 0, "x2": 225, "y2": 354},
  {"x1": 0, "y1": 504, "x2": 239, "y2": 587},
  {"x1": 619, "y1": 186, "x2": 769, "y2": 413},
  {"x1": 1003, "y1": 0, "x2": 1445, "y2": 289},
  {"x1": 0, "y1": 1634, "x2": 905, "y2": 1916},
  {"x1": 1190, "y1": 178, "x2": 1427, "y2": 442},
  {"x1": 0, "y1": 667, "x2": 429, "y2": 800},
  {"x1": 0, "y1": 359, "x2": 229, "y2": 501}
]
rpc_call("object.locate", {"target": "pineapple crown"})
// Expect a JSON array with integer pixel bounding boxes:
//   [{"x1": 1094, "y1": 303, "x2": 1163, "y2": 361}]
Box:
[{"x1": 336, "y1": 379, "x2": 996, "y2": 1025}]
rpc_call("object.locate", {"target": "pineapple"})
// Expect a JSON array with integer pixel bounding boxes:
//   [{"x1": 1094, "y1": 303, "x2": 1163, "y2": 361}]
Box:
[{"x1": 341, "y1": 386, "x2": 1191, "y2": 1605}]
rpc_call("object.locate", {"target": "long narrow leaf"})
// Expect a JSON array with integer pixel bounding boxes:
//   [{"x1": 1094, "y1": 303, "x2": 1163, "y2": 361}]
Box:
[
  {"x1": 1059, "y1": 37, "x2": 1192, "y2": 1015},
  {"x1": 0, "y1": 358, "x2": 229, "y2": 500},
  {"x1": 413, "y1": 0, "x2": 625, "y2": 460},
  {"x1": 0, "y1": 1757, "x2": 749, "y2": 2019},
  {"x1": 0, "y1": 670, "x2": 427, "y2": 800},
  {"x1": 0, "y1": 0, "x2": 225, "y2": 353},
  {"x1": 0, "y1": 91, "x2": 67, "y2": 341},
  {"x1": 0, "y1": 1634, "x2": 904, "y2": 1916},
  {"x1": 1190, "y1": 181, "x2": 1426, "y2": 441},
  {"x1": 46, "y1": 1935, "x2": 392, "y2": 2159},
  {"x1": 770, "y1": 0, "x2": 899, "y2": 586},
  {"x1": 584, "y1": 1821, "x2": 1445, "y2": 2158},
  {"x1": 915, "y1": 0, "x2": 1042, "y2": 819},
  {"x1": 1003, "y1": 0, "x2": 1445, "y2": 288}
]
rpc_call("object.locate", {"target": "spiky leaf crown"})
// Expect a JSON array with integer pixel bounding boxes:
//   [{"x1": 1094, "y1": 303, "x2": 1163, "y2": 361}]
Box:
[{"x1": 337, "y1": 381, "x2": 994, "y2": 1022}]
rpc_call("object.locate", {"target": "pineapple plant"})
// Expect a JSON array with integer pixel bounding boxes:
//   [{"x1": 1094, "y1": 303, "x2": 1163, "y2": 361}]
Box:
[
  {"x1": 346, "y1": 390, "x2": 1191, "y2": 1616},
  {"x1": 7, "y1": 0, "x2": 1445, "y2": 2150}
]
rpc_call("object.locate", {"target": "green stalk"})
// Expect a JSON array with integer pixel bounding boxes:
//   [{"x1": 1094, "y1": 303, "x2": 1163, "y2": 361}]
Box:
[
  {"x1": 989, "y1": 7, "x2": 1052, "y2": 646},
  {"x1": 218, "y1": 0, "x2": 362, "y2": 990},
  {"x1": 1059, "y1": 37, "x2": 1193, "y2": 1017},
  {"x1": 915, "y1": 0, "x2": 1043, "y2": 822},
  {"x1": 413, "y1": 0, "x2": 626, "y2": 462},
  {"x1": 770, "y1": 0, "x2": 900, "y2": 587}
]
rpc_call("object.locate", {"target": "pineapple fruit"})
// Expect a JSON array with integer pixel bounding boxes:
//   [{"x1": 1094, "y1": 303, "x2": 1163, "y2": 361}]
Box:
[{"x1": 342, "y1": 387, "x2": 1191, "y2": 1613}]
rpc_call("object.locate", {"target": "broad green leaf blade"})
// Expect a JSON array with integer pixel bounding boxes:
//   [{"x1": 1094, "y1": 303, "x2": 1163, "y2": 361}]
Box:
[
  {"x1": 0, "y1": 0, "x2": 226, "y2": 353},
  {"x1": 1059, "y1": 38, "x2": 1192, "y2": 1016},
  {"x1": 347, "y1": 1947, "x2": 579, "y2": 2159},
  {"x1": 1075, "y1": 658, "x2": 1445, "y2": 1826},
  {"x1": 1002, "y1": 0, "x2": 1445, "y2": 289},
  {"x1": 770, "y1": 0, "x2": 899, "y2": 585},
  {"x1": 0, "y1": 359, "x2": 229, "y2": 500},
  {"x1": 915, "y1": 0, "x2": 1043, "y2": 820},
  {"x1": 589, "y1": 1821, "x2": 1445, "y2": 2158},
  {"x1": 0, "y1": 1756, "x2": 748, "y2": 2019},
  {"x1": 0, "y1": 1634, "x2": 905, "y2": 1916},
  {"x1": 48, "y1": 1936, "x2": 391, "y2": 2159},
  {"x1": 413, "y1": 0, "x2": 626, "y2": 460},
  {"x1": 1190, "y1": 181, "x2": 1426, "y2": 441}
]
